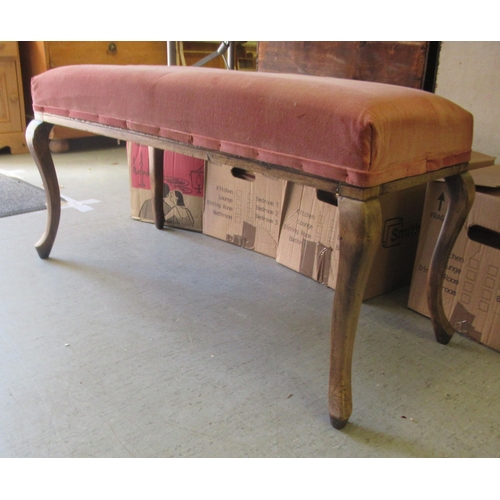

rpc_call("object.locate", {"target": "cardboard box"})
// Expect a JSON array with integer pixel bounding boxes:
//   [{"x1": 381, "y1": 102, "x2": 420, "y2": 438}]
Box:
[
  {"x1": 128, "y1": 143, "x2": 205, "y2": 232},
  {"x1": 276, "y1": 182, "x2": 427, "y2": 300},
  {"x1": 408, "y1": 163, "x2": 500, "y2": 353},
  {"x1": 469, "y1": 150, "x2": 497, "y2": 169},
  {"x1": 203, "y1": 161, "x2": 286, "y2": 258}
]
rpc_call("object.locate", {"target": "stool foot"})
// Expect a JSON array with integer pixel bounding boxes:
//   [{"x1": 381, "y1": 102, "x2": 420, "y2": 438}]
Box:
[
  {"x1": 26, "y1": 120, "x2": 60, "y2": 259},
  {"x1": 328, "y1": 196, "x2": 382, "y2": 429},
  {"x1": 427, "y1": 172, "x2": 475, "y2": 344},
  {"x1": 330, "y1": 415, "x2": 349, "y2": 430}
]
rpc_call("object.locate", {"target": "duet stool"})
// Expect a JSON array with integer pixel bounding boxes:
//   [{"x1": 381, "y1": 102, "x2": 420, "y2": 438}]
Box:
[{"x1": 26, "y1": 65, "x2": 477, "y2": 429}]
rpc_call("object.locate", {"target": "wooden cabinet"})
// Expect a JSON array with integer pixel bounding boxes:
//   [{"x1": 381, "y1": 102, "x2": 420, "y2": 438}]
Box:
[
  {"x1": 19, "y1": 41, "x2": 240, "y2": 151},
  {"x1": 0, "y1": 41, "x2": 28, "y2": 154},
  {"x1": 19, "y1": 41, "x2": 169, "y2": 151}
]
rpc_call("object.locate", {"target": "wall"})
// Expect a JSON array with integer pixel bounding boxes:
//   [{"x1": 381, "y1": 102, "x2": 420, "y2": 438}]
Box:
[{"x1": 435, "y1": 42, "x2": 500, "y2": 161}]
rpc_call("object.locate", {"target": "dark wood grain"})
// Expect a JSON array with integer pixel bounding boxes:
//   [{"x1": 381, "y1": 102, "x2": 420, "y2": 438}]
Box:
[{"x1": 258, "y1": 41, "x2": 430, "y2": 89}]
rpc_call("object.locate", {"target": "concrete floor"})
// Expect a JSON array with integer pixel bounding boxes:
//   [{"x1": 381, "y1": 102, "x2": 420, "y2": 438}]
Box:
[{"x1": 1, "y1": 142, "x2": 499, "y2": 458}]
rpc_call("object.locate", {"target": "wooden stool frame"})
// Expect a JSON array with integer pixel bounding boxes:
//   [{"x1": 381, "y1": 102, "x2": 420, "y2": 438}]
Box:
[{"x1": 26, "y1": 115, "x2": 475, "y2": 429}]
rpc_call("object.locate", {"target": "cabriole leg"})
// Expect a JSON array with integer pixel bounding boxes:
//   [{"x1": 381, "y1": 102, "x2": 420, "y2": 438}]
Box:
[
  {"x1": 427, "y1": 172, "x2": 475, "y2": 344},
  {"x1": 329, "y1": 196, "x2": 382, "y2": 429},
  {"x1": 26, "y1": 120, "x2": 60, "y2": 259}
]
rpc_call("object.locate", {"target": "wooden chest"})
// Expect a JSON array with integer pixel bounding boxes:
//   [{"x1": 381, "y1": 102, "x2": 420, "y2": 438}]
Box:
[{"x1": 257, "y1": 41, "x2": 439, "y2": 91}]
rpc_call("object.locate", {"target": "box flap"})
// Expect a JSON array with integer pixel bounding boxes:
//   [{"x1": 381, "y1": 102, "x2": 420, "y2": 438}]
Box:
[
  {"x1": 469, "y1": 150, "x2": 497, "y2": 169},
  {"x1": 470, "y1": 164, "x2": 500, "y2": 189},
  {"x1": 435, "y1": 152, "x2": 496, "y2": 186}
]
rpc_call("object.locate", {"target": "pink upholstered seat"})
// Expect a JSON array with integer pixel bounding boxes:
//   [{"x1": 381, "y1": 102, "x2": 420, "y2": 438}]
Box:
[{"x1": 31, "y1": 65, "x2": 473, "y2": 188}]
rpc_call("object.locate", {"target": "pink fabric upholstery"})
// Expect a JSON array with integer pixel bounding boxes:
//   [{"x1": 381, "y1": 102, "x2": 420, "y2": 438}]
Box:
[{"x1": 31, "y1": 65, "x2": 473, "y2": 188}]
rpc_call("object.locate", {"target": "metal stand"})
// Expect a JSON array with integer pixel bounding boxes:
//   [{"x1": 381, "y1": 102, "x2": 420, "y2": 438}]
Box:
[{"x1": 166, "y1": 41, "x2": 235, "y2": 69}]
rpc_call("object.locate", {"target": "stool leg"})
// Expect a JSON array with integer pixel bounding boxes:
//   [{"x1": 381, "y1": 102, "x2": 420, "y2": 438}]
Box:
[
  {"x1": 427, "y1": 172, "x2": 475, "y2": 344},
  {"x1": 26, "y1": 120, "x2": 60, "y2": 259},
  {"x1": 149, "y1": 147, "x2": 165, "y2": 230},
  {"x1": 329, "y1": 196, "x2": 382, "y2": 429}
]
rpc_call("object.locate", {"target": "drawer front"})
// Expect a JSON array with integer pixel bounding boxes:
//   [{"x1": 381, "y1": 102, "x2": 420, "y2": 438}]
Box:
[{"x1": 47, "y1": 41, "x2": 168, "y2": 67}]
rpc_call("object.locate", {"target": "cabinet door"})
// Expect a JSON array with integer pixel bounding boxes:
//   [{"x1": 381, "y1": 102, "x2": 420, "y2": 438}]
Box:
[{"x1": 0, "y1": 60, "x2": 22, "y2": 133}]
